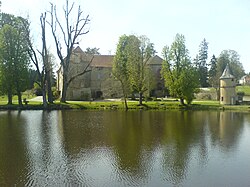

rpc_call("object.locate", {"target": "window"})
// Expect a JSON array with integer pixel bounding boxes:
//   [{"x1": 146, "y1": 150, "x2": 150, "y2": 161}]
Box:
[{"x1": 221, "y1": 97, "x2": 223, "y2": 101}]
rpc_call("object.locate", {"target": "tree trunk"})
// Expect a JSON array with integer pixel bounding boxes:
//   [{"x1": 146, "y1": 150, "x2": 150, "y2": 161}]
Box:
[
  {"x1": 124, "y1": 96, "x2": 128, "y2": 111},
  {"x1": 17, "y1": 92, "x2": 22, "y2": 107},
  {"x1": 16, "y1": 80, "x2": 22, "y2": 107},
  {"x1": 7, "y1": 91, "x2": 12, "y2": 105},
  {"x1": 60, "y1": 76, "x2": 67, "y2": 103},
  {"x1": 139, "y1": 92, "x2": 143, "y2": 105},
  {"x1": 47, "y1": 72, "x2": 53, "y2": 103},
  {"x1": 42, "y1": 89, "x2": 48, "y2": 108},
  {"x1": 121, "y1": 83, "x2": 128, "y2": 111},
  {"x1": 180, "y1": 98, "x2": 185, "y2": 105}
]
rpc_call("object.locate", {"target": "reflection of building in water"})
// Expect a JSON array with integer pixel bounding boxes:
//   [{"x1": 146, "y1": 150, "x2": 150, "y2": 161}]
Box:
[
  {"x1": 220, "y1": 64, "x2": 237, "y2": 105},
  {"x1": 218, "y1": 112, "x2": 242, "y2": 150}
]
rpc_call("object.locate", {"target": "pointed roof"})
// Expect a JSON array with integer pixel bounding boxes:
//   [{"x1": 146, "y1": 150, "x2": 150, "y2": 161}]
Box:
[
  {"x1": 73, "y1": 46, "x2": 84, "y2": 53},
  {"x1": 147, "y1": 55, "x2": 163, "y2": 65},
  {"x1": 220, "y1": 64, "x2": 234, "y2": 79}
]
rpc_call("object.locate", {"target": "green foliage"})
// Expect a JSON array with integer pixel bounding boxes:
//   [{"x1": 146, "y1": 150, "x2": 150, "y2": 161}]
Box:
[
  {"x1": 85, "y1": 47, "x2": 100, "y2": 55},
  {"x1": 52, "y1": 87, "x2": 60, "y2": 100},
  {"x1": 195, "y1": 38, "x2": 209, "y2": 87},
  {"x1": 236, "y1": 85, "x2": 250, "y2": 96},
  {"x1": 126, "y1": 35, "x2": 156, "y2": 104},
  {"x1": 162, "y1": 33, "x2": 199, "y2": 105},
  {"x1": 113, "y1": 35, "x2": 131, "y2": 108},
  {"x1": 0, "y1": 14, "x2": 30, "y2": 105},
  {"x1": 217, "y1": 50, "x2": 245, "y2": 80},
  {"x1": 33, "y1": 83, "x2": 42, "y2": 96},
  {"x1": 113, "y1": 34, "x2": 156, "y2": 106},
  {"x1": 208, "y1": 55, "x2": 218, "y2": 88}
]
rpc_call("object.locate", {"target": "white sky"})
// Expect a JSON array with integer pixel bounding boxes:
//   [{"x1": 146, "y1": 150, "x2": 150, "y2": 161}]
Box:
[{"x1": 2, "y1": 0, "x2": 250, "y2": 72}]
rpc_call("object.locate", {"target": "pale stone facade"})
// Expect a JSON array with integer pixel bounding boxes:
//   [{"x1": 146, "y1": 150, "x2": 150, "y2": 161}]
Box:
[
  {"x1": 57, "y1": 47, "x2": 164, "y2": 100},
  {"x1": 220, "y1": 64, "x2": 237, "y2": 105}
]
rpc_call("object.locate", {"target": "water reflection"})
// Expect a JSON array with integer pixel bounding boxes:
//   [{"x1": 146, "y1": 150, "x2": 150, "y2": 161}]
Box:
[
  {"x1": 0, "y1": 110, "x2": 249, "y2": 186},
  {"x1": 0, "y1": 111, "x2": 28, "y2": 186}
]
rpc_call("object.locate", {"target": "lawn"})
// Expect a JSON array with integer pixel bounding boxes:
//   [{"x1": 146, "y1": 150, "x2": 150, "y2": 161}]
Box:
[
  {"x1": 1, "y1": 87, "x2": 250, "y2": 111},
  {"x1": 236, "y1": 85, "x2": 250, "y2": 96}
]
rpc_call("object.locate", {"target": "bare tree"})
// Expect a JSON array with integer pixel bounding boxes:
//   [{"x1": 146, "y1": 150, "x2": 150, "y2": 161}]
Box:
[
  {"x1": 23, "y1": 13, "x2": 52, "y2": 108},
  {"x1": 48, "y1": 0, "x2": 90, "y2": 102},
  {"x1": 40, "y1": 13, "x2": 54, "y2": 104}
]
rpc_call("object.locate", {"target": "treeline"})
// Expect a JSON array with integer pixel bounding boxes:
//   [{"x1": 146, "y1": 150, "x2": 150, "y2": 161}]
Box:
[
  {"x1": 112, "y1": 34, "x2": 245, "y2": 108},
  {"x1": 0, "y1": 0, "x2": 246, "y2": 108},
  {"x1": 0, "y1": 0, "x2": 91, "y2": 107}
]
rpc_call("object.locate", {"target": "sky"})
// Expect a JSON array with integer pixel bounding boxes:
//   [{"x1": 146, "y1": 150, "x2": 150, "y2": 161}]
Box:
[{"x1": 1, "y1": 0, "x2": 250, "y2": 72}]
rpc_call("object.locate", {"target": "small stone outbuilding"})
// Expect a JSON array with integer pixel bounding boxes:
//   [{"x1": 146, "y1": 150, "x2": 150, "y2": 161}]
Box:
[{"x1": 220, "y1": 64, "x2": 237, "y2": 105}]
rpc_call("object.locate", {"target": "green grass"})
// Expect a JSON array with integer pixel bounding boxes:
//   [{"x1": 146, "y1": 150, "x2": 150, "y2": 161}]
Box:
[
  {"x1": 236, "y1": 85, "x2": 250, "y2": 96},
  {"x1": 1, "y1": 94, "x2": 250, "y2": 111}
]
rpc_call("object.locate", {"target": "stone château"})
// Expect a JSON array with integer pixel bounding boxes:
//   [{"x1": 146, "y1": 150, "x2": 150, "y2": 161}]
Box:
[{"x1": 57, "y1": 47, "x2": 164, "y2": 100}]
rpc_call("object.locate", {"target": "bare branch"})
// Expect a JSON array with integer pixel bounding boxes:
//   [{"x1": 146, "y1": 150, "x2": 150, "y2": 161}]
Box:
[{"x1": 67, "y1": 56, "x2": 93, "y2": 85}]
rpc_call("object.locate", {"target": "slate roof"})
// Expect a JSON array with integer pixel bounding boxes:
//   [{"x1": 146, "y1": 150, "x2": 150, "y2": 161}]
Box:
[
  {"x1": 72, "y1": 46, "x2": 163, "y2": 68},
  {"x1": 147, "y1": 55, "x2": 163, "y2": 65},
  {"x1": 73, "y1": 46, "x2": 84, "y2": 53},
  {"x1": 90, "y1": 55, "x2": 163, "y2": 67},
  {"x1": 220, "y1": 64, "x2": 234, "y2": 79},
  {"x1": 90, "y1": 55, "x2": 114, "y2": 67}
]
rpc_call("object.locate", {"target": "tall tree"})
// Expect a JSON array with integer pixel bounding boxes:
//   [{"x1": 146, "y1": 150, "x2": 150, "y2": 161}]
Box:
[
  {"x1": 127, "y1": 35, "x2": 156, "y2": 105},
  {"x1": 22, "y1": 13, "x2": 48, "y2": 107},
  {"x1": 217, "y1": 50, "x2": 245, "y2": 80},
  {"x1": 195, "y1": 38, "x2": 209, "y2": 87},
  {"x1": 208, "y1": 55, "x2": 220, "y2": 100},
  {"x1": 208, "y1": 55, "x2": 218, "y2": 87},
  {"x1": 40, "y1": 13, "x2": 54, "y2": 104},
  {"x1": 0, "y1": 14, "x2": 30, "y2": 106},
  {"x1": 161, "y1": 34, "x2": 199, "y2": 105},
  {"x1": 48, "y1": 0, "x2": 90, "y2": 102},
  {"x1": 113, "y1": 35, "x2": 130, "y2": 110}
]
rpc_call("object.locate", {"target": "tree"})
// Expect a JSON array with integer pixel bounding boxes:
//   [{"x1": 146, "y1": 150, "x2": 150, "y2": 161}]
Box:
[
  {"x1": 195, "y1": 38, "x2": 209, "y2": 87},
  {"x1": 208, "y1": 55, "x2": 220, "y2": 100},
  {"x1": 85, "y1": 47, "x2": 100, "y2": 55},
  {"x1": 127, "y1": 35, "x2": 156, "y2": 105},
  {"x1": 112, "y1": 35, "x2": 131, "y2": 110},
  {"x1": 0, "y1": 14, "x2": 30, "y2": 106},
  {"x1": 161, "y1": 34, "x2": 199, "y2": 105},
  {"x1": 40, "y1": 13, "x2": 54, "y2": 104},
  {"x1": 48, "y1": 0, "x2": 90, "y2": 102},
  {"x1": 217, "y1": 50, "x2": 245, "y2": 80},
  {"x1": 22, "y1": 13, "x2": 49, "y2": 107},
  {"x1": 208, "y1": 55, "x2": 218, "y2": 86}
]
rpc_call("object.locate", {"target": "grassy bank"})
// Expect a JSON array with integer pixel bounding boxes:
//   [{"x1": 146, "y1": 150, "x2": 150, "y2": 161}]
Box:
[
  {"x1": 1, "y1": 86, "x2": 250, "y2": 111},
  {"x1": 1, "y1": 99, "x2": 250, "y2": 111}
]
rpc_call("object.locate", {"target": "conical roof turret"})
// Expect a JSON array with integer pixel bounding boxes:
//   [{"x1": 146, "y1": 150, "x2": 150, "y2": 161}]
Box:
[{"x1": 220, "y1": 64, "x2": 234, "y2": 79}]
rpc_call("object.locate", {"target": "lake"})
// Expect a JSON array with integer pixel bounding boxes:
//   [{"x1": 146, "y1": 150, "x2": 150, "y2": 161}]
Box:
[{"x1": 0, "y1": 110, "x2": 250, "y2": 186}]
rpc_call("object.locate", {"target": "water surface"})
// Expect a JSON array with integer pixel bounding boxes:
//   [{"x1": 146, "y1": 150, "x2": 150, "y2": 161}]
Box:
[{"x1": 0, "y1": 110, "x2": 250, "y2": 186}]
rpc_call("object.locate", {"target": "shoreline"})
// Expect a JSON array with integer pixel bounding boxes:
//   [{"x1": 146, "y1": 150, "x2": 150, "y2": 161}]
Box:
[{"x1": 0, "y1": 100, "x2": 250, "y2": 111}]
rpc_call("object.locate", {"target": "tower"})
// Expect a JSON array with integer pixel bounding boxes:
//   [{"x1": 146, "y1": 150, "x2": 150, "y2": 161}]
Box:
[{"x1": 220, "y1": 64, "x2": 237, "y2": 105}]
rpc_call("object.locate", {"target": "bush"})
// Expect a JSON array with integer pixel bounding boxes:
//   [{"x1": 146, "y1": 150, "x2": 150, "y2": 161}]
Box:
[
  {"x1": 32, "y1": 83, "x2": 42, "y2": 96},
  {"x1": 237, "y1": 91, "x2": 245, "y2": 96},
  {"x1": 81, "y1": 92, "x2": 91, "y2": 101},
  {"x1": 52, "y1": 87, "x2": 60, "y2": 100}
]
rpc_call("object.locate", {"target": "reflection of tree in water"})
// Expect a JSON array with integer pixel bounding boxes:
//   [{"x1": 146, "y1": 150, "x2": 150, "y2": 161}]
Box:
[
  {"x1": 60, "y1": 110, "x2": 108, "y2": 155},
  {"x1": 57, "y1": 110, "x2": 245, "y2": 186},
  {"x1": 160, "y1": 111, "x2": 209, "y2": 185},
  {"x1": 103, "y1": 111, "x2": 159, "y2": 185},
  {"x1": 0, "y1": 111, "x2": 28, "y2": 186}
]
